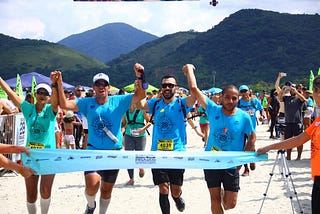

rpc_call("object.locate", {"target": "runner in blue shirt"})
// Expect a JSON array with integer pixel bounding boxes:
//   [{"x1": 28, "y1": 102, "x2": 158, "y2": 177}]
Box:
[
  {"x1": 182, "y1": 64, "x2": 255, "y2": 214},
  {"x1": 137, "y1": 75, "x2": 197, "y2": 214},
  {"x1": 0, "y1": 76, "x2": 59, "y2": 214},
  {"x1": 237, "y1": 84, "x2": 264, "y2": 176},
  {"x1": 54, "y1": 63, "x2": 146, "y2": 214}
]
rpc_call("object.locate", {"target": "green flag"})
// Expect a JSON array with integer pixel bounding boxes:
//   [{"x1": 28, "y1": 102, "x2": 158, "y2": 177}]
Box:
[
  {"x1": 318, "y1": 67, "x2": 320, "y2": 76},
  {"x1": 15, "y1": 74, "x2": 24, "y2": 97},
  {"x1": 31, "y1": 76, "x2": 37, "y2": 100},
  {"x1": 309, "y1": 70, "x2": 314, "y2": 93},
  {"x1": 0, "y1": 86, "x2": 7, "y2": 99}
]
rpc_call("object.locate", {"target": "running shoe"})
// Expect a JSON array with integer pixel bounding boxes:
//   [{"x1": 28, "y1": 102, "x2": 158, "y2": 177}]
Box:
[
  {"x1": 174, "y1": 197, "x2": 185, "y2": 212},
  {"x1": 84, "y1": 201, "x2": 96, "y2": 214},
  {"x1": 125, "y1": 179, "x2": 134, "y2": 186}
]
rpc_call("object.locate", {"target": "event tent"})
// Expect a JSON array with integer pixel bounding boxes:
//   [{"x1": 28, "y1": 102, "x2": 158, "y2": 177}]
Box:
[
  {"x1": 5, "y1": 72, "x2": 74, "y2": 90},
  {"x1": 123, "y1": 83, "x2": 158, "y2": 93}
]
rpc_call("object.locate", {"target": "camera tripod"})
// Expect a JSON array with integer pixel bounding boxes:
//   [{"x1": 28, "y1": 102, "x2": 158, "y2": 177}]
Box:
[{"x1": 258, "y1": 150, "x2": 304, "y2": 214}]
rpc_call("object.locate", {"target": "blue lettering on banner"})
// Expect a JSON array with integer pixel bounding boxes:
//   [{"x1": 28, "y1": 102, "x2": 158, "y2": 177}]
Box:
[
  {"x1": 135, "y1": 155, "x2": 156, "y2": 164},
  {"x1": 21, "y1": 150, "x2": 268, "y2": 175}
]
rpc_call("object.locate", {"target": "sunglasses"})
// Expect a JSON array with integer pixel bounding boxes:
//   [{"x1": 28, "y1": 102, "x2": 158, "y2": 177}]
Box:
[
  {"x1": 161, "y1": 83, "x2": 176, "y2": 89},
  {"x1": 94, "y1": 81, "x2": 109, "y2": 87},
  {"x1": 36, "y1": 90, "x2": 49, "y2": 96},
  {"x1": 240, "y1": 90, "x2": 248, "y2": 93}
]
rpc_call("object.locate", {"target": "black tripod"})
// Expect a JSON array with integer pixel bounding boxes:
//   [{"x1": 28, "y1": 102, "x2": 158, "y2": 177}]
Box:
[{"x1": 258, "y1": 150, "x2": 304, "y2": 214}]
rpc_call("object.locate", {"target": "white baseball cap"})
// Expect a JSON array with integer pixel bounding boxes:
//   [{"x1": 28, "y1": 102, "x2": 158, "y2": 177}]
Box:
[
  {"x1": 64, "y1": 110, "x2": 74, "y2": 118},
  {"x1": 93, "y1": 73, "x2": 109, "y2": 83},
  {"x1": 35, "y1": 83, "x2": 52, "y2": 95}
]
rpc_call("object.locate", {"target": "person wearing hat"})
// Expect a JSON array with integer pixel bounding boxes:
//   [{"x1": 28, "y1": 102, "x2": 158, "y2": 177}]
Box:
[
  {"x1": 62, "y1": 110, "x2": 82, "y2": 149},
  {"x1": 73, "y1": 85, "x2": 85, "y2": 149},
  {"x1": 237, "y1": 84, "x2": 263, "y2": 176},
  {"x1": 54, "y1": 63, "x2": 146, "y2": 214},
  {"x1": 0, "y1": 77, "x2": 59, "y2": 214},
  {"x1": 303, "y1": 89, "x2": 314, "y2": 132}
]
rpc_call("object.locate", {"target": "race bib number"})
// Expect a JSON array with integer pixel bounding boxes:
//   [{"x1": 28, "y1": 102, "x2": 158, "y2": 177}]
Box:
[
  {"x1": 27, "y1": 142, "x2": 45, "y2": 149},
  {"x1": 130, "y1": 128, "x2": 140, "y2": 137},
  {"x1": 211, "y1": 146, "x2": 222, "y2": 152},
  {"x1": 157, "y1": 139, "x2": 174, "y2": 151},
  {"x1": 245, "y1": 109, "x2": 255, "y2": 117}
]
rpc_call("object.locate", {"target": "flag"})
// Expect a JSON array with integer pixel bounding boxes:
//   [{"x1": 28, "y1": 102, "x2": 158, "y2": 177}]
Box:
[
  {"x1": 15, "y1": 74, "x2": 23, "y2": 97},
  {"x1": 318, "y1": 67, "x2": 320, "y2": 76},
  {"x1": 0, "y1": 86, "x2": 7, "y2": 99},
  {"x1": 309, "y1": 70, "x2": 314, "y2": 93},
  {"x1": 31, "y1": 76, "x2": 37, "y2": 101}
]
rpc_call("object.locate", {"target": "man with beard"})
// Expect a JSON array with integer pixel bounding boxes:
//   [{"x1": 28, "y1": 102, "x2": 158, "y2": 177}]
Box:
[
  {"x1": 279, "y1": 83, "x2": 307, "y2": 160},
  {"x1": 54, "y1": 63, "x2": 146, "y2": 214},
  {"x1": 137, "y1": 75, "x2": 197, "y2": 214},
  {"x1": 182, "y1": 64, "x2": 255, "y2": 214}
]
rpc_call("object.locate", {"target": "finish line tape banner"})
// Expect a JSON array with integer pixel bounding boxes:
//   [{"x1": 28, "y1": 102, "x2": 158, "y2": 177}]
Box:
[{"x1": 21, "y1": 149, "x2": 268, "y2": 175}]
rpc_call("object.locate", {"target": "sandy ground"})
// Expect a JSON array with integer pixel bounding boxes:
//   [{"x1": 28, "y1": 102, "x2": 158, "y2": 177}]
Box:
[{"x1": 0, "y1": 122, "x2": 313, "y2": 214}]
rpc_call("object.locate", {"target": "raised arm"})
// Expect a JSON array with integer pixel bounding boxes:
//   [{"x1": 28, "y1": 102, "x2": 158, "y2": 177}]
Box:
[
  {"x1": 132, "y1": 63, "x2": 147, "y2": 107},
  {"x1": 55, "y1": 71, "x2": 79, "y2": 112},
  {"x1": 0, "y1": 77, "x2": 23, "y2": 108},
  {"x1": 182, "y1": 64, "x2": 207, "y2": 109},
  {"x1": 275, "y1": 72, "x2": 283, "y2": 94},
  {"x1": 50, "y1": 71, "x2": 59, "y2": 113}
]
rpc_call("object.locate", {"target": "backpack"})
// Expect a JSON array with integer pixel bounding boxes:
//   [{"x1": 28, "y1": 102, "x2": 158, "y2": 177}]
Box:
[
  {"x1": 126, "y1": 109, "x2": 145, "y2": 126},
  {"x1": 149, "y1": 98, "x2": 187, "y2": 124}
]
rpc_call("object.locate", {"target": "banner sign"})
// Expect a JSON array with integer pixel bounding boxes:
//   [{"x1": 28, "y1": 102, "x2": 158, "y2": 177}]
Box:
[{"x1": 21, "y1": 149, "x2": 268, "y2": 175}]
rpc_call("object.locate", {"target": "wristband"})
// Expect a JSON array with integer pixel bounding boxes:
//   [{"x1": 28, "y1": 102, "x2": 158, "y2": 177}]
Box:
[
  {"x1": 193, "y1": 126, "x2": 198, "y2": 129},
  {"x1": 51, "y1": 83, "x2": 57, "y2": 88}
]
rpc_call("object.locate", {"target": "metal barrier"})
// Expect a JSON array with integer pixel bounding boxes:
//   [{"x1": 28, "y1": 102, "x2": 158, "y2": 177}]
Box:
[{"x1": 0, "y1": 113, "x2": 27, "y2": 176}]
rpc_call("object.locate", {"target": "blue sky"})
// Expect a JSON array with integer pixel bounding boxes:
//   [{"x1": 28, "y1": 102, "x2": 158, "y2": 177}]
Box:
[{"x1": 0, "y1": 0, "x2": 319, "y2": 42}]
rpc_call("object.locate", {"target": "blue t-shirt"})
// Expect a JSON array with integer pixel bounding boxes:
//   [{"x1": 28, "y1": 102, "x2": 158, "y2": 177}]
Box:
[
  {"x1": 237, "y1": 97, "x2": 262, "y2": 131},
  {"x1": 77, "y1": 94, "x2": 133, "y2": 150},
  {"x1": 147, "y1": 97, "x2": 190, "y2": 151},
  {"x1": 205, "y1": 97, "x2": 254, "y2": 152},
  {"x1": 307, "y1": 97, "x2": 314, "y2": 107},
  {"x1": 20, "y1": 100, "x2": 57, "y2": 148}
]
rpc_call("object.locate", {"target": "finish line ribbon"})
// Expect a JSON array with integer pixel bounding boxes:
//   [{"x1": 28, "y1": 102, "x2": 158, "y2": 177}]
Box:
[{"x1": 21, "y1": 149, "x2": 268, "y2": 175}]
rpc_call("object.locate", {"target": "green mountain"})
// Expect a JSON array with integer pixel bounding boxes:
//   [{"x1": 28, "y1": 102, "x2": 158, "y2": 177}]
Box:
[
  {"x1": 1, "y1": 9, "x2": 320, "y2": 92},
  {"x1": 0, "y1": 33, "x2": 108, "y2": 86},
  {"x1": 106, "y1": 9, "x2": 320, "y2": 91},
  {"x1": 107, "y1": 31, "x2": 201, "y2": 86}
]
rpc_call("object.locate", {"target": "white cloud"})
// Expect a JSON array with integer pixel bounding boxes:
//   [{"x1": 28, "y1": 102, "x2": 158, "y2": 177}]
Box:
[
  {"x1": 0, "y1": 18, "x2": 45, "y2": 39},
  {"x1": 0, "y1": 0, "x2": 319, "y2": 42}
]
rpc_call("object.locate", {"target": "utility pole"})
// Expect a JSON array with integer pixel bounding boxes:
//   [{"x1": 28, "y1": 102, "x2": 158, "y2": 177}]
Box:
[{"x1": 212, "y1": 70, "x2": 216, "y2": 86}]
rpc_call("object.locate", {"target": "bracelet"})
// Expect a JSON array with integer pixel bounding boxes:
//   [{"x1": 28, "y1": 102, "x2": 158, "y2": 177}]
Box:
[
  {"x1": 51, "y1": 83, "x2": 57, "y2": 88},
  {"x1": 193, "y1": 126, "x2": 198, "y2": 129}
]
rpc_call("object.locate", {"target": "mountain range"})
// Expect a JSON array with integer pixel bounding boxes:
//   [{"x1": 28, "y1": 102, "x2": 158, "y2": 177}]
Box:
[{"x1": 1, "y1": 9, "x2": 320, "y2": 91}]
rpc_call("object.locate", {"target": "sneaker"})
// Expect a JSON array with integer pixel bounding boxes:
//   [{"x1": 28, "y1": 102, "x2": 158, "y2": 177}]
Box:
[
  {"x1": 174, "y1": 197, "x2": 185, "y2": 212},
  {"x1": 125, "y1": 179, "x2": 134, "y2": 186},
  {"x1": 241, "y1": 169, "x2": 249, "y2": 177},
  {"x1": 250, "y1": 162, "x2": 256, "y2": 170},
  {"x1": 84, "y1": 201, "x2": 96, "y2": 214},
  {"x1": 139, "y1": 169, "x2": 145, "y2": 178}
]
